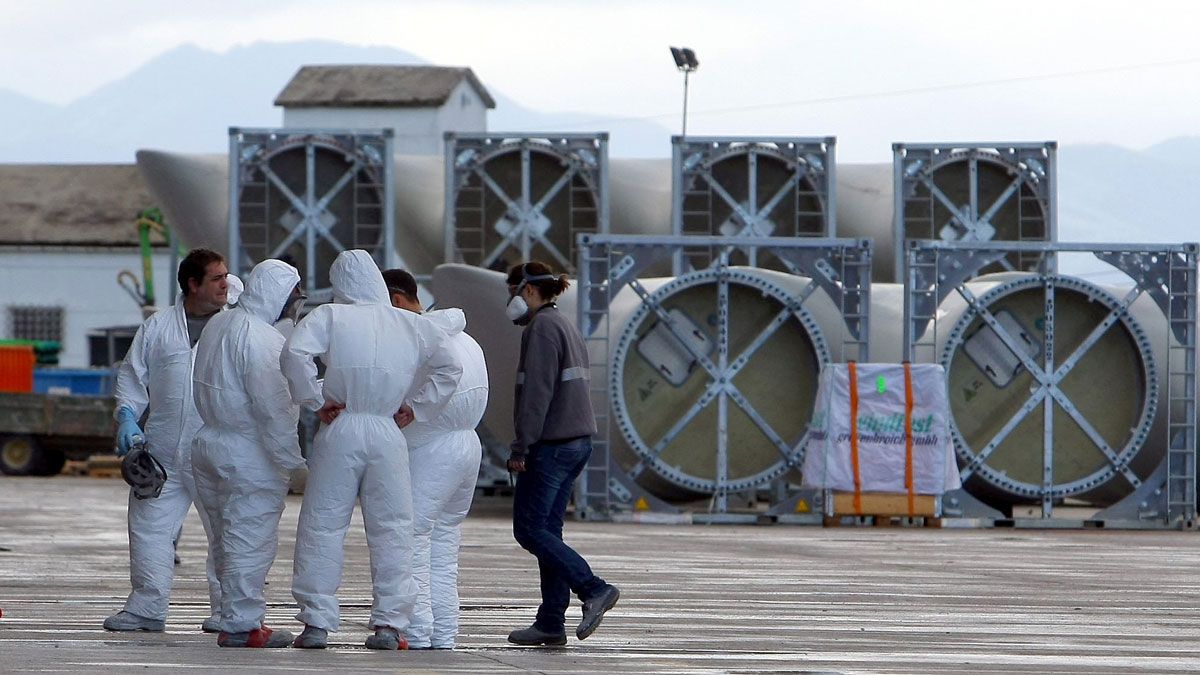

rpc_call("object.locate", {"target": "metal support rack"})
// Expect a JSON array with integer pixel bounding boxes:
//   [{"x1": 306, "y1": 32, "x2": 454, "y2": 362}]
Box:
[
  {"x1": 575, "y1": 234, "x2": 871, "y2": 523},
  {"x1": 672, "y1": 136, "x2": 836, "y2": 274},
  {"x1": 893, "y1": 142, "x2": 1056, "y2": 283},
  {"x1": 444, "y1": 132, "x2": 608, "y2": 273},
  {"x1": 904, "y1": 240, "x2": 1197, "y2": 528},
  {"x1": 227, "y1": 128, "x2": 395, "y2": 302}
]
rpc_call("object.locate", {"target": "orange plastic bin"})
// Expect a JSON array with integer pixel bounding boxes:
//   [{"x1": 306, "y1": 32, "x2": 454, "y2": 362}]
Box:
[{"x1": 0, "y1": 345, "x2": 36, "y2": 393}]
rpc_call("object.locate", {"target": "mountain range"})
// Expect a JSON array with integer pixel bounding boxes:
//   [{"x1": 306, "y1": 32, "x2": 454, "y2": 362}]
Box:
[
  {"x1": 0, "y1": 40, "x2": 671, "y2": 162},
  {"x1": 0, "y1": 39, "x2": 1196, "y2": 261}
]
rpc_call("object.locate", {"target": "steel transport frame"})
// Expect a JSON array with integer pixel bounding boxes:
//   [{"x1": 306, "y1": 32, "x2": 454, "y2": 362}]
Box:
[
  {"x1": 444, "y1": 132, "x2": 609, "y2": 273},
  {"x1": 573, "y1": 234, "x2": 871, "y2": 523},
  {"x1": 227, "y1": 127, "x2": 397, "y2": 302},
  {"x1": 892, "y1": 142, "x2": 1057, "y2": 283},
  {"x1": 904, "y1": 240, "x2": 1198, "y2": 528},
  {"x1": 672, "y1": 136, "x2": 837, "y2": 275}
]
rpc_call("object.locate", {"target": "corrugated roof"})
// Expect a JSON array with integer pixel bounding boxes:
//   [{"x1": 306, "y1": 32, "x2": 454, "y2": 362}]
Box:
[
  {"x1": 274, "y1": 64, "x2": 496, "y2": 109},
  {"x1": 0, "y1": 164, "x2": 161, "y2": 246}
]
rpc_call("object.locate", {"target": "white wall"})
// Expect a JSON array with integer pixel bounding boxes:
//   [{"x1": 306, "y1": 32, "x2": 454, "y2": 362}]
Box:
[
  {"x1": 435, "y1": 80, "x2": 489, "y2": 135},
  {"x1": 281, "y1": 84, "x2": 488, "y2": 156},
  {"x1": 0, "y1": 248, "x2": 177, "y2": 368}
]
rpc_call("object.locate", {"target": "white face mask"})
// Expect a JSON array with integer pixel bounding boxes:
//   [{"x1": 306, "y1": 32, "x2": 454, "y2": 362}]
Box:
[
  {"x1": 505, "y1": 294, "x2": 530, "y2": 322},
  {"x1": 506, "y1": 269, "x2": 557, "y2": 325}
]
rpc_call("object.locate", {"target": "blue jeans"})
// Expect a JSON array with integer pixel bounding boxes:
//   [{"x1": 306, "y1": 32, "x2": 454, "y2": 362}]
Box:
[{"x1": 512, "y1": 436, "x2": 607, "y2": 632}]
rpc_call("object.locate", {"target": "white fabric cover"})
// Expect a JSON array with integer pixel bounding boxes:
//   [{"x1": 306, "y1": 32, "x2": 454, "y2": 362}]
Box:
[
  {"x1": 114, "y1": 299, "x2": 220, "y2": 621},
  {"x1": 191, "y1": 259, "x2": 304, "y2": 633},
  {"x1": 402, "y1": 309, "x2": 488, "y2": 649},
  {"x1": 801, "y1": 363, "x2": 961, "y2": 494},
  {"x1": 282, "y1": 249, "x2": 462, "y2": 632}
]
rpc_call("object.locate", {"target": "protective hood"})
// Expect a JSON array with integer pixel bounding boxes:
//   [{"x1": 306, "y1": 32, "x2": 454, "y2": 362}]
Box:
[
  {"x1": 225, "y1": 274, "x2": 244, "y2": 306},
  {"x1": 422, "y1": 308, "x2": 466, "y2": 336},
  {"x1": 238, "y1": 259, "x2": 300, "y2": 325},
  {"x1": 331, "y1": 249, "x2": 388, "y2": 305}
]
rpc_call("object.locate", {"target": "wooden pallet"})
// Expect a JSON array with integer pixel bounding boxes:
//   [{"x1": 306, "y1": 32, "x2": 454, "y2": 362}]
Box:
[
  {"x1": 824, "y1": 491, "x2": 942, "y2": 527},
  {"x1": 83, "y1": 455, "x2": 122, "y2": 479},
  {"x1": 61, "y1": 460, "x2": 89, "y2": 477}
]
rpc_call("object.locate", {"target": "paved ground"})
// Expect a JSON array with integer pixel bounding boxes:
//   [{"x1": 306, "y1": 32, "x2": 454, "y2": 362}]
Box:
[{"x1": 3, "y1": 476, "x2": 1200, "y2": 673}]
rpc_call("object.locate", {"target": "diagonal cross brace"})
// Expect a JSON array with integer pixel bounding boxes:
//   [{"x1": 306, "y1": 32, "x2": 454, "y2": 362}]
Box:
[
  {"x1": 261, "y1": 159, "x2": 363, "y2": 258},
  {"x1": 476, "y1": 162, "x2": 578, "y2": 269}
]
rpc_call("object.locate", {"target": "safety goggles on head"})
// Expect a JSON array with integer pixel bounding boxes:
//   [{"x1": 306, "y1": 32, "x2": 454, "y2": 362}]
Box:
[{"x1": 505, "y1": 264, "x2": 557, "y2": 324}]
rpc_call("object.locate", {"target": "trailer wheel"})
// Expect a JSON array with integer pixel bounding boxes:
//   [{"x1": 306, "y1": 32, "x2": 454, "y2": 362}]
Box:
[{"x1": 0, "y1": 435, "x2": 39, "y2": 476}]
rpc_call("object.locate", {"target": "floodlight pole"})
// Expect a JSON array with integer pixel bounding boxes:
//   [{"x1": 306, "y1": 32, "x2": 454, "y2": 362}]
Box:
[
  {"x1": 681, "y1": 69, "x2": 691, "y2": 139},
  {"x1": 671, "y1": 46, "x2": 698, "y2": 139}
]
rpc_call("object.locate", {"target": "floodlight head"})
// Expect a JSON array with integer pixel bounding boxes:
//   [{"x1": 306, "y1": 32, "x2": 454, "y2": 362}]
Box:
[
  {"x1": 670, "y1": 47, "x2": 687, "y2": 69},
  {"x1": 681, "y1": 48, "x2": 699, "y2": 70}
]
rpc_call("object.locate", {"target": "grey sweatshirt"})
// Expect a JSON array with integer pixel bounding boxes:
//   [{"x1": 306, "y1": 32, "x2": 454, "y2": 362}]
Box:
[{"x1": 510, "y1": 303, "x2": 597, "y2": 458}]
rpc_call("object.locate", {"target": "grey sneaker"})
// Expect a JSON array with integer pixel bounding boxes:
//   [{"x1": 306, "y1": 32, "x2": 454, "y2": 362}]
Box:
[
  {"x1": 201, "y1": 615, "x2": 221, "y2": 633},
  {"x1": 576, "y1": 584, "x2": 620, "y2": 640},
  {"x1": 293, "y1": 625, "x2": 328, "y2": 649},
  {"x1": 365, "y1": 626, "x2": 408, "y2": 650},
  {"x1": 103, "y1": 610, "x2": 165, "y2": 632},
  {"x1": 218, "y1": 625, "x2": 293, "y2": 648},
  {"x1": 507, "y1": 624, "x2": 567, "y2": 646}
]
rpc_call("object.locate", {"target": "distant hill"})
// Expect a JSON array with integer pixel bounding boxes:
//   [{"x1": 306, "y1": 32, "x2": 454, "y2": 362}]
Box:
[
  {"x1": 0, "y1": 88, "x2": 56, "y2": 135},
  {"x1": 0, "y1": 40, "x2": 672, "y2": 161},
  {"x1": 1057, "y1": 140, "x2": 1200, "y2": 247}
]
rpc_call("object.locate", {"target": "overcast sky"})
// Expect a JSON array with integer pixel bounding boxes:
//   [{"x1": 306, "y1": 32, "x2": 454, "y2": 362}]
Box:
[{"x1": 2, "y1": 0, "x2": 1199, "y2": 161}]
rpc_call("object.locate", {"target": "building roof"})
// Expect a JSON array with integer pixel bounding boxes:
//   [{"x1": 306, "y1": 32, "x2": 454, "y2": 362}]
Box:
[
  {"x1": 0, "y1": 164, "x2": 161, "y2": 247},
  {"x1": 274, "y1": 64, "x2": 497, "y2": 110}
]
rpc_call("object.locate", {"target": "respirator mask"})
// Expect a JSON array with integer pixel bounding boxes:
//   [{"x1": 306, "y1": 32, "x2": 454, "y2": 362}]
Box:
[
  {"x1": 506, "y1": 266, "x2": 556, "y2": 326},
  {"x1": 277, "y1": 284, "x2": 307, "y2": 328}
]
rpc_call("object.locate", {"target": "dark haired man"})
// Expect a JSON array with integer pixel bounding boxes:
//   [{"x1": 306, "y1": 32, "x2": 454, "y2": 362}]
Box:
[{"x1": 104, "y1": 248, "x2": 228, "y2": 633}]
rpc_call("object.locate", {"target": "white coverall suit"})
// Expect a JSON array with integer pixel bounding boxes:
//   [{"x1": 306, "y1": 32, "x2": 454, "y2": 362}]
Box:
[
  {"x1": 191, "y1": 260, "x2": 306, "y2": 634},
  {"x1": 402, "y1": 309, "x2": 488, "y2": 649},
  {"x1": 113, "y1": 300, "x2": 221, "y2": 623},
  {"x1": 281, "y1": 250, "x2": 462, "y2": 633}
]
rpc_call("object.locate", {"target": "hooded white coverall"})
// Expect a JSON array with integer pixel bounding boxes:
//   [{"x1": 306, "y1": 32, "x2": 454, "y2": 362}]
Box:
[
  {"x1": 191, "y1": 260, "x2": 306, "y2": 634},
  {"x1": 225, "y1": 274, "x2": 244, "y2": 306},
  {"x1": 114, "y1": 300, "x2": 221, "y2": 623},
  {"x1": 402, "y1": 309, "x2": 488, "y2": 649},
  {"x1": 281, "y1": 250, "x2": 461, "y2": 632}
]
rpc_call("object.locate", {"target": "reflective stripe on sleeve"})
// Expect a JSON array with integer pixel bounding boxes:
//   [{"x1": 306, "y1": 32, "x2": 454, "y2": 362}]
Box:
[{"x1": 561, "y1": 366, "x2": 589, "y2": 383}]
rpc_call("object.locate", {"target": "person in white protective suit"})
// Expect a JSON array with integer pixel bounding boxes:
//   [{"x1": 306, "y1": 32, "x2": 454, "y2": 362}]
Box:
[
  {"x1": 105, "y1": 248, "x2": 227, "y2": 633},
  {"x1": 383, "y1": 268, "x2": 488, "y2": 650},
  {"x1": 281, "y1": 250, "x2": 462, "y2": 651},
  {"x1": 191, "y1": 259, "x2": 308, "y2": 648},
  {"x1": 166, "y1": 272, "x2": 242, "y2": 568}
]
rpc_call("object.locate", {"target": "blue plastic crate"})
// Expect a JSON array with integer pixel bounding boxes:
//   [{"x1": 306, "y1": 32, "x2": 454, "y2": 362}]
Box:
[{"x1": 33, "y1": 368, "x2": 114, "y2": 396}]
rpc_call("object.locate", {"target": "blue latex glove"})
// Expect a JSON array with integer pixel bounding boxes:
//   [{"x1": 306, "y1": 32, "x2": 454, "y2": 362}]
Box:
[{"x1": 115, "y1": 406, "x2": 144, "y2": 457}]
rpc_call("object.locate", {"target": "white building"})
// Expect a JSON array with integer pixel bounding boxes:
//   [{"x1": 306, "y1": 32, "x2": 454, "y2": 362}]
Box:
[
  {"x1": 274, "y1": 64, "x2": 495, "y2": 154},
  {"x1": 0, "y1": 164, "x2": 174, "y2": 368}
]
